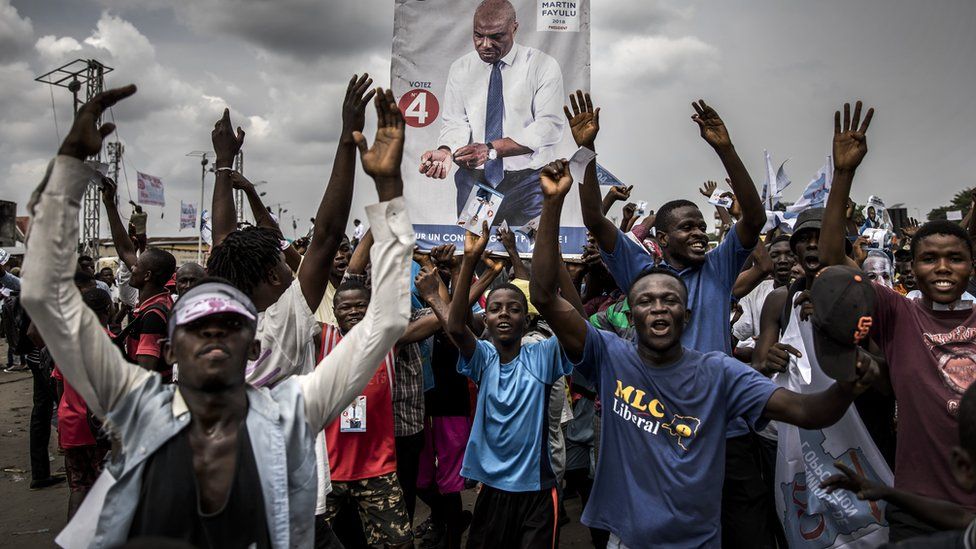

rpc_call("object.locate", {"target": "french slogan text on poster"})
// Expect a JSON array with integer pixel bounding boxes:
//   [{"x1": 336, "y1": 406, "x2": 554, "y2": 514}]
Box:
[
  {"x1": 136, "y1": 172, "x2": 165, "y2": 207},
  {"x1": 180, "y1": 201, "x2": 197, "y2": 230},
  {"x1": 392, "y1": 0, "x2": 590, "y2": 256}
]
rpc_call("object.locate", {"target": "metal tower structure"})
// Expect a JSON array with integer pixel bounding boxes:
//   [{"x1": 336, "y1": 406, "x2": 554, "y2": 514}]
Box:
[
  {"x1": 234, "y1": 151, "x2": 246, "y2": 226},
  {"x1": 36, "y1": 59, "x2": 114, "y2": 257}
]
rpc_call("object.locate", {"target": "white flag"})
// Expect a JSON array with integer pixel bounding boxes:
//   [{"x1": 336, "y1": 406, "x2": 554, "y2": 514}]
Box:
[
  {"x1": 761, "y1": 150, "x2": 792, "y2": 209},
  {"x1": 786, "y1": 155, "x2": 833, "y2": 218}
]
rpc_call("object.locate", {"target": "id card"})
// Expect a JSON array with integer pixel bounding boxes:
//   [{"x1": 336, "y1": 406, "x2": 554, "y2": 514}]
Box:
[{"x1": 340, "y1": 396, "x2": 367, "y2": 432}]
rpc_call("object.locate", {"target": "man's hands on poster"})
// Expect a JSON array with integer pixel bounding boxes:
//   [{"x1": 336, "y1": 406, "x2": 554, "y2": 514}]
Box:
[
  {"x1": 59, "y1": 84, "x2": 136, "y2": 161},
  {"x1": 453, "y1": 143, "x2": 491, "y2": 169},
  {"x1": 419, "y1": 148, "x2": 453, "y2": 179},
  {"x1": 564, "y1": 89, "x2": 600, "y2": 149}
]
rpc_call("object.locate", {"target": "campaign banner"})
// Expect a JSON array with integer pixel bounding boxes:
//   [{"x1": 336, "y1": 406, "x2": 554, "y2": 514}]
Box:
[
  {"x1": 392, "y1": 0, "x2": 590, "y2": 255},
  {"x1": 136, "y1": 172, "x2": 165, "y2": 206},
  {"x1": 773, "y1": 302, "x2": 893, "y2": 548},
  {"x1": 180, "y1": 201, "x2": 197, "y2": 230}
]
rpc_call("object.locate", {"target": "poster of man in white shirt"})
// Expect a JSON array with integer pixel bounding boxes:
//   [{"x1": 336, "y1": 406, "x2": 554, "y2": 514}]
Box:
[{"x1": 393, "y1": 0, "x2": 589, "y2": 253}]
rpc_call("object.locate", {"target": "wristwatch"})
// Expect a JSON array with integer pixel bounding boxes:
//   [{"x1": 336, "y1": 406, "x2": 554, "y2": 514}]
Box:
[{"x1": 486, "y1": 142, "x2": 498, "y2": 161}]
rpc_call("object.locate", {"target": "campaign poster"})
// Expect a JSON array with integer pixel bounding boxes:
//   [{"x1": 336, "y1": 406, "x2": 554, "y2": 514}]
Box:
[
  {"x1": 392, "y1": 0, "x2": 590, "y2": 255},
  {"x1": 136, "y1": 171, "x2": 165, "y2": 207},
  {"x1": 180, "y1": 201, "x2": 197, "y2": 230}
]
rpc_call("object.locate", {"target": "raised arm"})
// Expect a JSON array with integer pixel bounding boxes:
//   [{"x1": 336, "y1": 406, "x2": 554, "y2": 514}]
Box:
[
  {"x1": 732, "y1": 242, "x2": 773, "y2": 299},
  {"x1": 821, "y1": 101, "x2": 874, "y2": 267},
  {"x1": 21, "y1": 85, "x2": 149, "y2": 418},
  {"x1": 691, "y1": 100, "x2": 764, "y2": 248},
  {"x1": 447, "y1": 223, "x2": 490, "y2": 360},
  {"x1": 299, "y1": 75, "x2": 377, "y2": 311},
  {"x1": 100, "y1": 177, "x2": 138, "y2": 269},
  {"x1": 565, "y1": 90, "x2": 618, "y2": 252},
  {"x1": 344, "y1": 229, "x2": 373, "y2": 277},
  {"x1": 211, "y1": 108, "x2": 245, "y2": 246},
  {"x1": 497, "y1": 226, "x2": 531, "y2": 280},
  {"x1": 601, "y1": 185, "x2": 632, "y2": 216},
  {"x1": 300, "y1": 87, "x2": 411, "y2": 431},
  {"x1": 530, "y1": 160, "x2": 588, "y2": 361},
  {"x1": 751, "y1": 287, "x2": 796, "y2": 376}
]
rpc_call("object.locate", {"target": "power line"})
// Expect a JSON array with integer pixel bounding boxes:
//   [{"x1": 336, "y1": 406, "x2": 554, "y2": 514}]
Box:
[{"x1": 47, "y1": 84, "x2": 60, "y2": 145}]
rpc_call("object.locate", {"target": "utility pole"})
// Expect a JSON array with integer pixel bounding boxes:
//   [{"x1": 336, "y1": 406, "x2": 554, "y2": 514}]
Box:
[
  {"x1": 234, "y1": 151, "x2": 246, "y2": 227},
  {"x1": 36, "y1": 59, "x2": 114, "y2": 258},
  {"x1": 186, "y1": 151, "x2": 212, "y2": 263}
]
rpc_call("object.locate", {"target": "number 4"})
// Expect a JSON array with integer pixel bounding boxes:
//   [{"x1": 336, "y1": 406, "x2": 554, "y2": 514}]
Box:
[{"x1": 405, "y1": 92, "x2": 429, "y2": 125}]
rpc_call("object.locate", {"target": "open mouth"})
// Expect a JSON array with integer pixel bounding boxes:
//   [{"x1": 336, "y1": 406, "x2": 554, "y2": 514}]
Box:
[
  {"x1": 933, "y1": 280, "x2": 956, "y2": 291},
  {"x1": 649, "y1": 318, "x2": 671, "y2": 336},
  {"x1": 688, "y1": 241, "x2": 707, "y2": 254},
  {"x1": 496, "y1": 321, "x2": 513, "y2": 334}
]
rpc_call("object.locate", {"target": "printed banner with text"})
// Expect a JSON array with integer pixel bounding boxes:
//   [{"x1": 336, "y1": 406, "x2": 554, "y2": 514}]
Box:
[
  {"x1": 136, "y1": 172, "x2": 165, "y2": 207},
  {"x1": 392, "y1": 0, "x2": 590, "y2": 255}
]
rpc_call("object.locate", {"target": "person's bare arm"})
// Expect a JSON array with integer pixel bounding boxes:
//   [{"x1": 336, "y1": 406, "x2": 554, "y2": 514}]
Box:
[
  {"x1": 345, "y1": 230, "x2": 373, "y2": 276},
  {"x1": 497, "y1": 226, "x2": 530, "y2": 280},
  {"x1": 447, "y1": 223, "x2": 490, "y2": 360},
  {"x1": 751, "y1": 288, "x2": 794, "y2": 376},
  {"x1": 211, "y1": 108, "x2": 245, "y2": 246},
  {"x1": 556, "y1": 253, "x2": 586, "y2": 316},
  {"x1": 764, "y1": 352, "x2": 878, "y2": 428},
  {"x1": 691, "y1": 101, "x2": 764, "y2": 249},
  {"x1": 99, "y1": 177, "x2": 138, "y2": 269},
  {"x1": 530, "y1": 159, "x2": 588, "y2": 362},
  {"x1": 821, "y1": 101, "x2": 874, "y2": 267},
  {"x1": 299, "y1": 75, "x2": 379, "y2": 310},
  {"x1": 822, "y1": 463, "x2": 975, "y2": 531},
  {"x1": 565, "y1": 90, "x2": 617, "y2": 252},
  {"x1": 22, "y1": 84, "x2": 150, "y2": 418},
  {"x1": 601, "y1": 185, "x2": 632, "y2": 216},
  {"x1": 965, "y1": 190, "x2": 976, "y2": 240},
  {"x1": 733, "y1": 242, "x2": 773, "y2": 300}
]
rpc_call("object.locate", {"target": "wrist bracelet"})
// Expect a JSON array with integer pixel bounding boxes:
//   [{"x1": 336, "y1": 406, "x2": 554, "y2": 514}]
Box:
[{"x1": 215, "y1": 167, "x2": 234, "y2": 173}]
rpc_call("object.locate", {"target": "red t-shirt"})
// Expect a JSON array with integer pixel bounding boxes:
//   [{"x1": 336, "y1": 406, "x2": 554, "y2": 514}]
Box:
[
  {"x1": 51, "y1": 367, "x2": 95, "y2": 448},
  {"x1": 126, "y1": 291, "x2": 173, "y2": 372},
  {"x1": 872, "y1": 284, "x2": 976, "y2": 508},
  {"x1": 319, "y1": 324, "x2": 397, "y2": 482}
]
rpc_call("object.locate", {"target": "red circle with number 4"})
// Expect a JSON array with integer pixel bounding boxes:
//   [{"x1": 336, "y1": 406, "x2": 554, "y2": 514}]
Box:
[{"x1": 398, "y1": 89, "x2": 440, "y2": 128}]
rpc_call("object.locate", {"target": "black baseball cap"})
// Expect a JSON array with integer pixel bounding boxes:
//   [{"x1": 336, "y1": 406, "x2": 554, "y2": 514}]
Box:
[
  {"x1": 810, "y1": 265, "x2": 876, "y2": 381},
  {"x1": 789, "y1": 208, "x2": 853, "y2": 255}
]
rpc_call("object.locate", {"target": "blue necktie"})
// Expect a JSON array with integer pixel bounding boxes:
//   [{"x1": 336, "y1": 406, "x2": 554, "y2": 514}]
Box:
[{"x1": 484, "y1": 62, "x2": 504, "y2": 186}]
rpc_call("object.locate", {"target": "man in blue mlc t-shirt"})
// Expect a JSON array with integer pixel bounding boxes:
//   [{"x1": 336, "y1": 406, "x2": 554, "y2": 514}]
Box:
[
  {"x1": 445, "y1": 220, "x2": 571, "y2": 549},
  {"x1": 565, "y1": 92, "x2": 783, "y2": 546},
  {"x1": 529, "y1": 158, "x2": 880, "y2": 548}
]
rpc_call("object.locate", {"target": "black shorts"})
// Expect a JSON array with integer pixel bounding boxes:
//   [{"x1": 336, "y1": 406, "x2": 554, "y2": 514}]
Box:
[
  {"x1": 466, "y1": 484, "x2": 558, "y2": 549},
  {"x1": 64, "y1": 446, "x2": 108, "y2": 493}
]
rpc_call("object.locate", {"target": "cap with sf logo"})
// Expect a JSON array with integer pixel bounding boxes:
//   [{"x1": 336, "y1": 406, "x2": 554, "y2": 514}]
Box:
[{"x1": 810, "y1": 265, "x2": 876, "y2": 381}]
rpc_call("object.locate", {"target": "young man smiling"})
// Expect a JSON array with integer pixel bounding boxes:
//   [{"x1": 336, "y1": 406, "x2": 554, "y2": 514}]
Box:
[
  {"x1": 530, "y1": 158, "x2": 879, "y2": 549},
  {"x1": 818, "y1": 100, "x2": 976, "y2": 542},
  {"x1": 21, "y1": 85, "x2": 414, "y2": 548}
]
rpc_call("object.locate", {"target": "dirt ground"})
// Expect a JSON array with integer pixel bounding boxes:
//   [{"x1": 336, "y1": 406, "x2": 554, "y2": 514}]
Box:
[{"x1": 0, "y1": 339, "x2": 594, "y2": 547}]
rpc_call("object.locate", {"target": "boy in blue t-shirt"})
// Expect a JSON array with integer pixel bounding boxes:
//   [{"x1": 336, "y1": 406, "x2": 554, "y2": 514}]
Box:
[
  {"x1": 445, "y1": 221, "x2": 572, "y2": 549},
  {"x1": 530, "y1": 158, "x2": 880, "y2": 548}
]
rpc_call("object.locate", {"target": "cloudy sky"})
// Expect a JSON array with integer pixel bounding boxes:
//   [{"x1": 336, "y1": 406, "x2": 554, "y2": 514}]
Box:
[{"x1": 1, "y1": 0, "x2": 974, "y2": 240}]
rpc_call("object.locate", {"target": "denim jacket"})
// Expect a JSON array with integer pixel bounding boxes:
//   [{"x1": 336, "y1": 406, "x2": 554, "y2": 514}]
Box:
[{"x1": 22, "y1": 156, "x2": 414, "y2": 547}]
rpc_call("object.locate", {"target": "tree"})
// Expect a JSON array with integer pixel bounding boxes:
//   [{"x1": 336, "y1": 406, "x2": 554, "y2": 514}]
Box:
[{"x1": 928, "y1": 189, "x2": 973, "y2": 221}]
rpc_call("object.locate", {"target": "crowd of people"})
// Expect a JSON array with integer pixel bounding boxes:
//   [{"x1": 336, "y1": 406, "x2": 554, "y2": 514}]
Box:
[{"x1": 3, "y1": 17, "x2": 976, "y2": 549}]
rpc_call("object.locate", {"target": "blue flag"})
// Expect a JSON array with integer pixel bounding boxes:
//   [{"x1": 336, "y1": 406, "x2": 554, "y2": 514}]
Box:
[{"x1": 595, "y1": 163, "x2": 623, "y2": 187}]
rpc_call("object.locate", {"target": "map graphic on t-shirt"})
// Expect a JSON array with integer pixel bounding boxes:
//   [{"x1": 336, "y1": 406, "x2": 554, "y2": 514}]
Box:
[
  {"x1": 661, "y1": 414, "x2": 701, "y2": 450},
  {"x1": 779, "y1": 430, "x2": 887, "y2": 548}
]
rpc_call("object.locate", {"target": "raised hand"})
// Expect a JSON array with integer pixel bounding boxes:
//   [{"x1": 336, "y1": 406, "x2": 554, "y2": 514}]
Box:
[
  {"x1": 419, "y1": 149, "x2": 452, "y2": 179},
  {"x1": 464, "y1": 221, "x2": 491, "y2": 259},
  {"x1": 821, "y1": 462, "x2": 887, "y2": 501},
  {"x1": 852, "y1": 235, "x2": 869, "y2": 265},
  {"x1": 430, "y1": 244, "x2": 457, "y2": 271},
  {"x1": 833, "y1": 101, "x2": 875, "y2": 172},
  {"x1": 342, "y1": 73, "x2": 376, "y2": 135},
  {"x1": 607, "y1": 185, "x2": 632, "y2": 203},
  {"x1": 497, "y1": 226, "x2": 518, "y2": 252},
  {"x1": 794, "y1": 290, "x2": 815, "y2": 322},
  {"x1": 99, "y1": 176, "x2": 118, "y2": 205},
  {"x1": 902, "y1": 217, "x2": 920, "y2": 239},
  {"x1": 540, "y1": 159, "x2": 574, "y2": 199},
  {"x1": 622, "y1": 202, "x2": 637, "y2": 221},
  {"x1": 353, "y1": 88, "x2": 405, "y2": 180},
  {"x1": 227, "y1": 171, "x2": 254, "y2": 192},
  {"x1": 691, "y1": 100, "x2": 731, "y2": 149},
  {"x1": 414, "y1": 266, "x2": 442, "y2": 300},
  {"x1": 59, "y1": 84, "x2": 137, "y2": 160},
  {"x1": 212, "y1": 108, "x2": 245, "y2": 167},
  {"x1": 752, "y1": 238, "x2": 774, "y2": 275},
  {"x1": 563, "y1": 90, "x2": 600, "y2": 148},
  {"x1": 699, "y1": 180, "x2": 718, "y2": 199}
]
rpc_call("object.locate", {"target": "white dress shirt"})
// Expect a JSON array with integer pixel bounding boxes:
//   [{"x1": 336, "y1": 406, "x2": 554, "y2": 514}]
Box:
[{"x1": 438, "y1": 43, "x2": 566, "y2": 172}]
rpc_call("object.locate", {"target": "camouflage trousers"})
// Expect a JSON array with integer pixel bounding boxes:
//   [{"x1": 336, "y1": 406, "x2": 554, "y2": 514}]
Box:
[{"x1": 323, "y1": 472, "x2": 413, "y2": 546}]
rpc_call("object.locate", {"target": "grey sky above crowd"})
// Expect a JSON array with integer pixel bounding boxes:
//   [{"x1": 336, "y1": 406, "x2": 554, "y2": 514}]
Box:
[{"x1": 1, "y1": 0, "x2": 974, "y2": 239}]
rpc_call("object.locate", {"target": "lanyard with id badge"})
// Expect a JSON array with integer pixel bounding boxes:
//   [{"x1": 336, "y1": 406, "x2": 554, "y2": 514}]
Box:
[{"x1": 338, "y1": 360, "x2": 394, "y2": 433}]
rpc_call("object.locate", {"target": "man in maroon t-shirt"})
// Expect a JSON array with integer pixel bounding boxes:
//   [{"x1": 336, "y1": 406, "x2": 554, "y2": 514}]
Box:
[{"x1": 818, "y1": 100, "x2": 976, "y2": 542}]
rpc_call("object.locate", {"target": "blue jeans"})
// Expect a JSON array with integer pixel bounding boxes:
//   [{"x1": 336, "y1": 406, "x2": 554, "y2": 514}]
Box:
[{"x1": 454, "y1": 167, "x2": 543, "y2": 228}]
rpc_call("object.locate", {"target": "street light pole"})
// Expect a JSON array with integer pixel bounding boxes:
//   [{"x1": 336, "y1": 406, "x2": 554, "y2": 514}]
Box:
[{"x1": 198, "y1": 155, "x2": 208, "y2": 263}]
